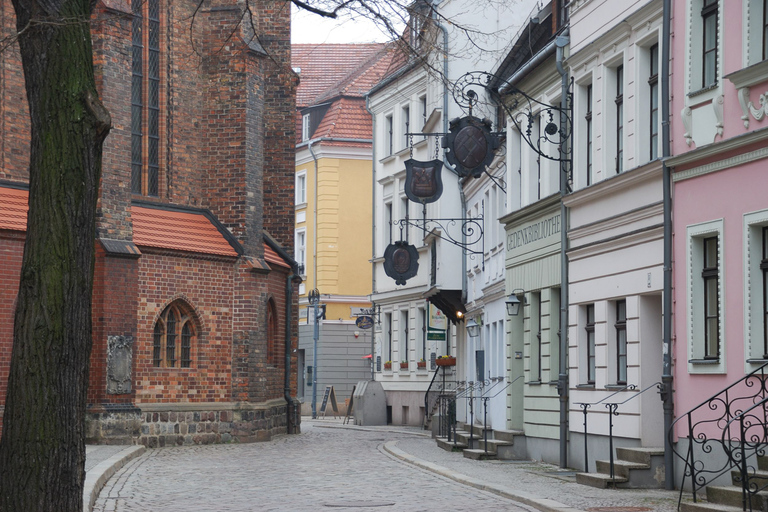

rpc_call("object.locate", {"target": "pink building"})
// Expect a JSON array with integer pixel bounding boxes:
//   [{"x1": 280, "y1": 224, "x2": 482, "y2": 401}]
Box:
[{"x1": 668, "y1": 0, "x2": 768, "y2": 495}]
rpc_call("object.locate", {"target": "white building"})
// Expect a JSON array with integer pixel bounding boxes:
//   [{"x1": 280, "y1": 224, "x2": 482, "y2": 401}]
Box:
[{"x1": 367, "y1": 0, "x2": 529, "y2": 426}]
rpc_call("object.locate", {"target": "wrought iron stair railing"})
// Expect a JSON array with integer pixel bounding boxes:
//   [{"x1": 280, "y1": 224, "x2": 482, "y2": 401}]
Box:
[
  {"x1": 721, "y1": 394, "x2": 768, "y2": 511},
  {"x1": 424, "y1": 364, "x2": 459, "y2": 432},
  {"x1": 670, "y1": 362, "x2": 768, "y2": 508}
]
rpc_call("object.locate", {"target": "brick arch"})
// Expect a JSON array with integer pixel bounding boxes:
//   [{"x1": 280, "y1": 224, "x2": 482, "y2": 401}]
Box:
[
  {"x1": 151, "y1": 296, "x2": 204, "y2": 369},
  {"x1": 151, "y1": 293, "x2": 206, "y2": 335}
]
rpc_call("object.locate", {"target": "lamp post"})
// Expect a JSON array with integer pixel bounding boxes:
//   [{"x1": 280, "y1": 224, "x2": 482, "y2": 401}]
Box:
[{"x1": 309, "y1": 289, "x2": 320, "y2": 419}]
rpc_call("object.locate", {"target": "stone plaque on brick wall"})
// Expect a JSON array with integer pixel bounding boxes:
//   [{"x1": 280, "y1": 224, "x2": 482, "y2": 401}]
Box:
[{"x1": 107, "y1": 335, "x2": 133, "y2": 394}]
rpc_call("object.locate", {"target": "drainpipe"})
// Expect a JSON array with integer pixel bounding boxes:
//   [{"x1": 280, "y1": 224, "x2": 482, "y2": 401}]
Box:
[
  {"x1": 366, "y1": 94, "x2": 377, "y2": 378},
  {"x1": 555, "y1": 29, "x2": 570, "y2": 470},
  {"x1": 435, "y1": 15, "x2": 464, "y2": 362},
  {"x1": 661, "y1": 0, "x2": 675, "y2": 490},
  {"x1": 285, "y1": 271, "x2": 296, "y2": 434},
  {"x1": 308, "y1": 141, "x2": 319, "y2": 290}
]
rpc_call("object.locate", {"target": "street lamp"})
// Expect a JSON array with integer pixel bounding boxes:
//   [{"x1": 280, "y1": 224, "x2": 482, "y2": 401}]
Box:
[
  {"x1": 309, "y1": 289, "x2": 321, "y2": 419},
  {"x1": 466, "y1": 318, "x2": 481, "y2": 338},
  {"x1": 506, "y1": 289, "x2": 526, "y2": 316}
]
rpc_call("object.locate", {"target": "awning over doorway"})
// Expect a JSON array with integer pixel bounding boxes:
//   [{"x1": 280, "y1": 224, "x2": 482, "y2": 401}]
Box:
[{"x1": 423, "y1": 287, "x2": 465, "y2": 324}]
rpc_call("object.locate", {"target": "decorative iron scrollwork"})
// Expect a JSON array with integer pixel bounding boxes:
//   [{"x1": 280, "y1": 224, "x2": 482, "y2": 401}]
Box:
[{"x1": 452, "y1": 71, "x2": 573, "y2": 165}]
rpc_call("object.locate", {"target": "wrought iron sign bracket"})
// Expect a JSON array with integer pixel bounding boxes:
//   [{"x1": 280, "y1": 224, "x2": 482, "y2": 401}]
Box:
[
  {"x1": 393, "y1": 201, "x2": 484, "y2": 270},
  {"x1": 452, "y1": 71, "x2": 574, "y2": 192}
]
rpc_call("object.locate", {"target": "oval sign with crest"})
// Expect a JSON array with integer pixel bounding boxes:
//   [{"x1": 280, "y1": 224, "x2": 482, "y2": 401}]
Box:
[{"x1": 355, "y1": 316, "x2": 374, "y2": 330}]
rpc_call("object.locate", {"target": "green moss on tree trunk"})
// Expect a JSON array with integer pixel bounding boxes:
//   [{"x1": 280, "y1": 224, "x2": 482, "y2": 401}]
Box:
[{"x1": 0, "y1": 0, "x2": 111, "y2": 510}]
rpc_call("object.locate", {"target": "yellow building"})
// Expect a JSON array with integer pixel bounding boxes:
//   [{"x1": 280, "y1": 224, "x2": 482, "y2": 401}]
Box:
[{"x1": 292, "y1": 44, "x2": 395, "y2": 407}]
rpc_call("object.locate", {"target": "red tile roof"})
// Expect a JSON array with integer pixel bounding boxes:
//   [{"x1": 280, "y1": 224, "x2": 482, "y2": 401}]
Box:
[
  {"x1": 132, "y1": 206, "x2": 239, "y2": 257},
  {"x1": 293, "y1": 44, "x2": 396, "y2": 145},
  {"x1": 264, "y1": 244, "x2": 290, "y2": 269},
  {"x1": 311, "y1": 97, "x2": 374, "y2": 142},
  {"x1": 0, "y1": 186, "x2": 28, "y2": 232},
  {"x1": 293, "y1": 43, "x2": 387, "y2": 108}
]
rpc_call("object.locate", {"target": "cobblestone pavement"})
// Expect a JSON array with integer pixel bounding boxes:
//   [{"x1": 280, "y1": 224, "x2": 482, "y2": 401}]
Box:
[
  {"x1": 93, "y1": 421, "x2": 540, "y2": 512},
  {"x1": 387, "y1": 434, "x2": 680, "y2": 512}
]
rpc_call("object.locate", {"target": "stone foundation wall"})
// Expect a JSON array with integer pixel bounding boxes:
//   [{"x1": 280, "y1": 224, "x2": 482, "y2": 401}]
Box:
[{"x1": 86, "y1": 399, "x2": 296, "y2": 446}]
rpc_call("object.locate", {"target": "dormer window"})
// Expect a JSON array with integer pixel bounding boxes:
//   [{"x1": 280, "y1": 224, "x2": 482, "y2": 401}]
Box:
[{"x1": 302, "y1": 113, "x2": 311, "y2": 142}]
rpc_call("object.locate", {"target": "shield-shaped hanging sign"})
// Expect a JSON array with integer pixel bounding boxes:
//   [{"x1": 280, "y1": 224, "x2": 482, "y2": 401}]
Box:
[
  {"x1": 383, "y1": 241, "x2": 419, "y2": 286},
  {"x1": 404, "y1": 158, "x2": 443, "y2": 205},
  {"x1": 442, "y1": 115, "x2": 499, "y2": 178}
]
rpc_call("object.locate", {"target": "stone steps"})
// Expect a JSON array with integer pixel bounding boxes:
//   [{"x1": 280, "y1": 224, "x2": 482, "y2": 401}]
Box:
[
  {"x1": 433, "y1": 425, "x2": 525, "y2": 460},
  {"x1": 575, "y1": 472, "x2": 628, "y2": 488},
  {"x1": 576, "y1": 446, "x2": 664, "y2": 489}
]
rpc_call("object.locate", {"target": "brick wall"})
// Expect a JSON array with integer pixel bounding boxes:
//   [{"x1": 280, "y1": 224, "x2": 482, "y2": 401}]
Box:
[
  {"x1": 0, "y1": 0, "x2": 29, "y2": 182},
  {"x1": 89, "y1": 244, "x2": 139, "y2": 406},
  {"x1": 0, "y1": 0, "x2": 299, "y2": 443},
  {"x1": 0, "y1": 233, "x2": 24, "y2": 431},
  {"x1": 257, "y1": 0, "x2": 297, "y2": 253},
  {"x1": 134, "y1": 250, "x2": 236, "y2": 404}
]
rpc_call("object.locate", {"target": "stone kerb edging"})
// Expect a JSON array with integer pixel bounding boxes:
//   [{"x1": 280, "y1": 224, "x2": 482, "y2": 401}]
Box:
[
  {"x1": 83, "y1": 445, "x2": 146, "y2": 512},
  {"x1": 382, "y1": 441, "x2": 587, "y2": 512}
]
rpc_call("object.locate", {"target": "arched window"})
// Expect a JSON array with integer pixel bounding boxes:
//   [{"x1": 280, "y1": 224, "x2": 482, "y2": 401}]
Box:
[
  {"x1": 153, "y1": 302, "x2": 196, "y2": 368},
  {"x1": 267, "y1": 298, "x2": 279, "y2": 366}
]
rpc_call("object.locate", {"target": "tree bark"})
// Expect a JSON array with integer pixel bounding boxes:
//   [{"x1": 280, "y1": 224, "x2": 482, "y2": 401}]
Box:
[{"x1": 0, "y1": 0, "x2": 111, "y2": 509}]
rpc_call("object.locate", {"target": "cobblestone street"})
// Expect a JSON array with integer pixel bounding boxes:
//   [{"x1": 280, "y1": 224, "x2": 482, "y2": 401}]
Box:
[{"x1": 93, "y1": 421, "x2": 540, "y2": 512}]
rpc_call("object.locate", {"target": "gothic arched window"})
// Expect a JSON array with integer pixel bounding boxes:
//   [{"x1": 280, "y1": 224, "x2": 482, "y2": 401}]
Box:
[
  {"x1": 267, "y1": 298, "x2": 279, "y2": 366},
  {"x1": 153, "y1": 302, "x2": 195, "y2": 368}
]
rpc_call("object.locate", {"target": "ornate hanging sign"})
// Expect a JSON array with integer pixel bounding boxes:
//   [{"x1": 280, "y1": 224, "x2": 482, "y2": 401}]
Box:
[
  {"x1": 404, "y1": 158, "x2": 443, "y2": 204},
  {"x1": 383, "y1": 241, "x2": 419, "y2": 286},
  {"x1": 441, "y1": 115, "x2": 499, "y2": 178}
]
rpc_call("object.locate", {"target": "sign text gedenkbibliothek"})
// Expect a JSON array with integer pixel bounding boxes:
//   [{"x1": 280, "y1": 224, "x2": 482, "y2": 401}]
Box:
[{"x1": 507, "y1": 213, "x2": 560, "y2": 251}]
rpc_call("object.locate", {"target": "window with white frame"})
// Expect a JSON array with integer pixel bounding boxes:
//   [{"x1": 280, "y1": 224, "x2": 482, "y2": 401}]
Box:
[
  {"x1": 532, "y1": 292, "x2": 542, "y2": 383},
  {"x1": 549, "y1": 288, "x2": 560, "y2": 383},
  {"x1": 302, "y1": 113, "x2": 311, "y2": 142},
  {"x1": 687, "y1": 0, "x2": 721, "y2": 93},
  {"x1": 586, "y1": 304, "x2": 596, "y2": 384},
  {"x1": 615, "y1": 300, "x2": 627, "y2": 384},
  {"x1": 420, "y1": 95, "x2": 427, "y2": 127},
  {"x1": 740, "y1": 0, "x2": 768, "y2": 67},
  {"x1": 385, "y1": 114, "x2": 394, "y2": 156},
  {"x1": 701, "y1": 0, "x2": 718, "y2": 87},
  {"x1": 401, "y1": 310, "x2": 409, "y2": 365},
  {"x1": 615, "y1": 65, "x2": 625, "y2": 174},
  {"x1": 384, "y1": 312, "x2": 392, "y2": 364},
  {"x1": 402, "y1": 105, "x2": 410, "y2": 150},
  {"x1": 585, "y1": 83, "x2": 593, "y2": 185},
  {"x1": 384, "y1": 201, "x2": 393, "y2": 245},
  {"x1": 687, "y1": 219, "x2": 725, "y2": 373},
  {"x1": 744, "y1": 210, "x2": 768, "y2": 364},
  {"x1": 400, "y1": 195, "x2": 409, "y2": 242},
  {"x1": 418, "y1": 306, "x2": 426, "y2": 362},
  {"x1": 649, "y1": 44, "x2": 660, "y2": 161},
  {"x1": 295, "y1": 171, "x2": 307, "y2": 205},
  {"x1": 295, "y1": 229, "x2": 306, "y2": 275}
]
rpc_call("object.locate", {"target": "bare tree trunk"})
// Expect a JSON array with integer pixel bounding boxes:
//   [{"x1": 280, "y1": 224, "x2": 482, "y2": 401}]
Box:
[{"x1": 0, "y1": 0, "x2": 110, "y2": 509}]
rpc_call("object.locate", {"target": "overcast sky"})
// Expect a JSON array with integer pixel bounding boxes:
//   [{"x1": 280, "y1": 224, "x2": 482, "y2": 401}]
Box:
[{"x1": 291, "y1": 3, "x2": 401, "y2": 44}]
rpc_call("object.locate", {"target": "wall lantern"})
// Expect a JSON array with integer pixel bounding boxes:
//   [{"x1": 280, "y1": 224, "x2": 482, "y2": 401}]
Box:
[
  {"x1": 466, "y1": 318, "x2": 481, "y2": 338},
  {"x1": 506, "y1": 289, "x2": 526, "y2": 316}
]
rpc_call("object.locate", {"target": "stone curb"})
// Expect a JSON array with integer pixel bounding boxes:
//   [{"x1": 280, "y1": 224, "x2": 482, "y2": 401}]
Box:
[
  {"x1": 310, "y1": 421, "x2": 431, "y2": 437},
  {"x1": 83, "y1": 445, "x2": 146, "y2": 512},
  {"x1": 383, "y1": 441, "x2": 587, "y2": 512}
]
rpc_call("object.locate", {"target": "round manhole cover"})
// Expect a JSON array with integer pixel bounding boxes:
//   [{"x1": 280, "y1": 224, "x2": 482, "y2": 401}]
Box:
[
  {"x1": 588, "y1": 508, "x2": 652, "y2": 512},
  {"x1": 324, "y1": 501, "x2": 394, "y2": 508}
]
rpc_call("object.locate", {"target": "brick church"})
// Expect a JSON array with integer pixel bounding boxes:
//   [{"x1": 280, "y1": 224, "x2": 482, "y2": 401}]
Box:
[{"x1": 0, "y1": 0, "x2": 301, "y2": 445}]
